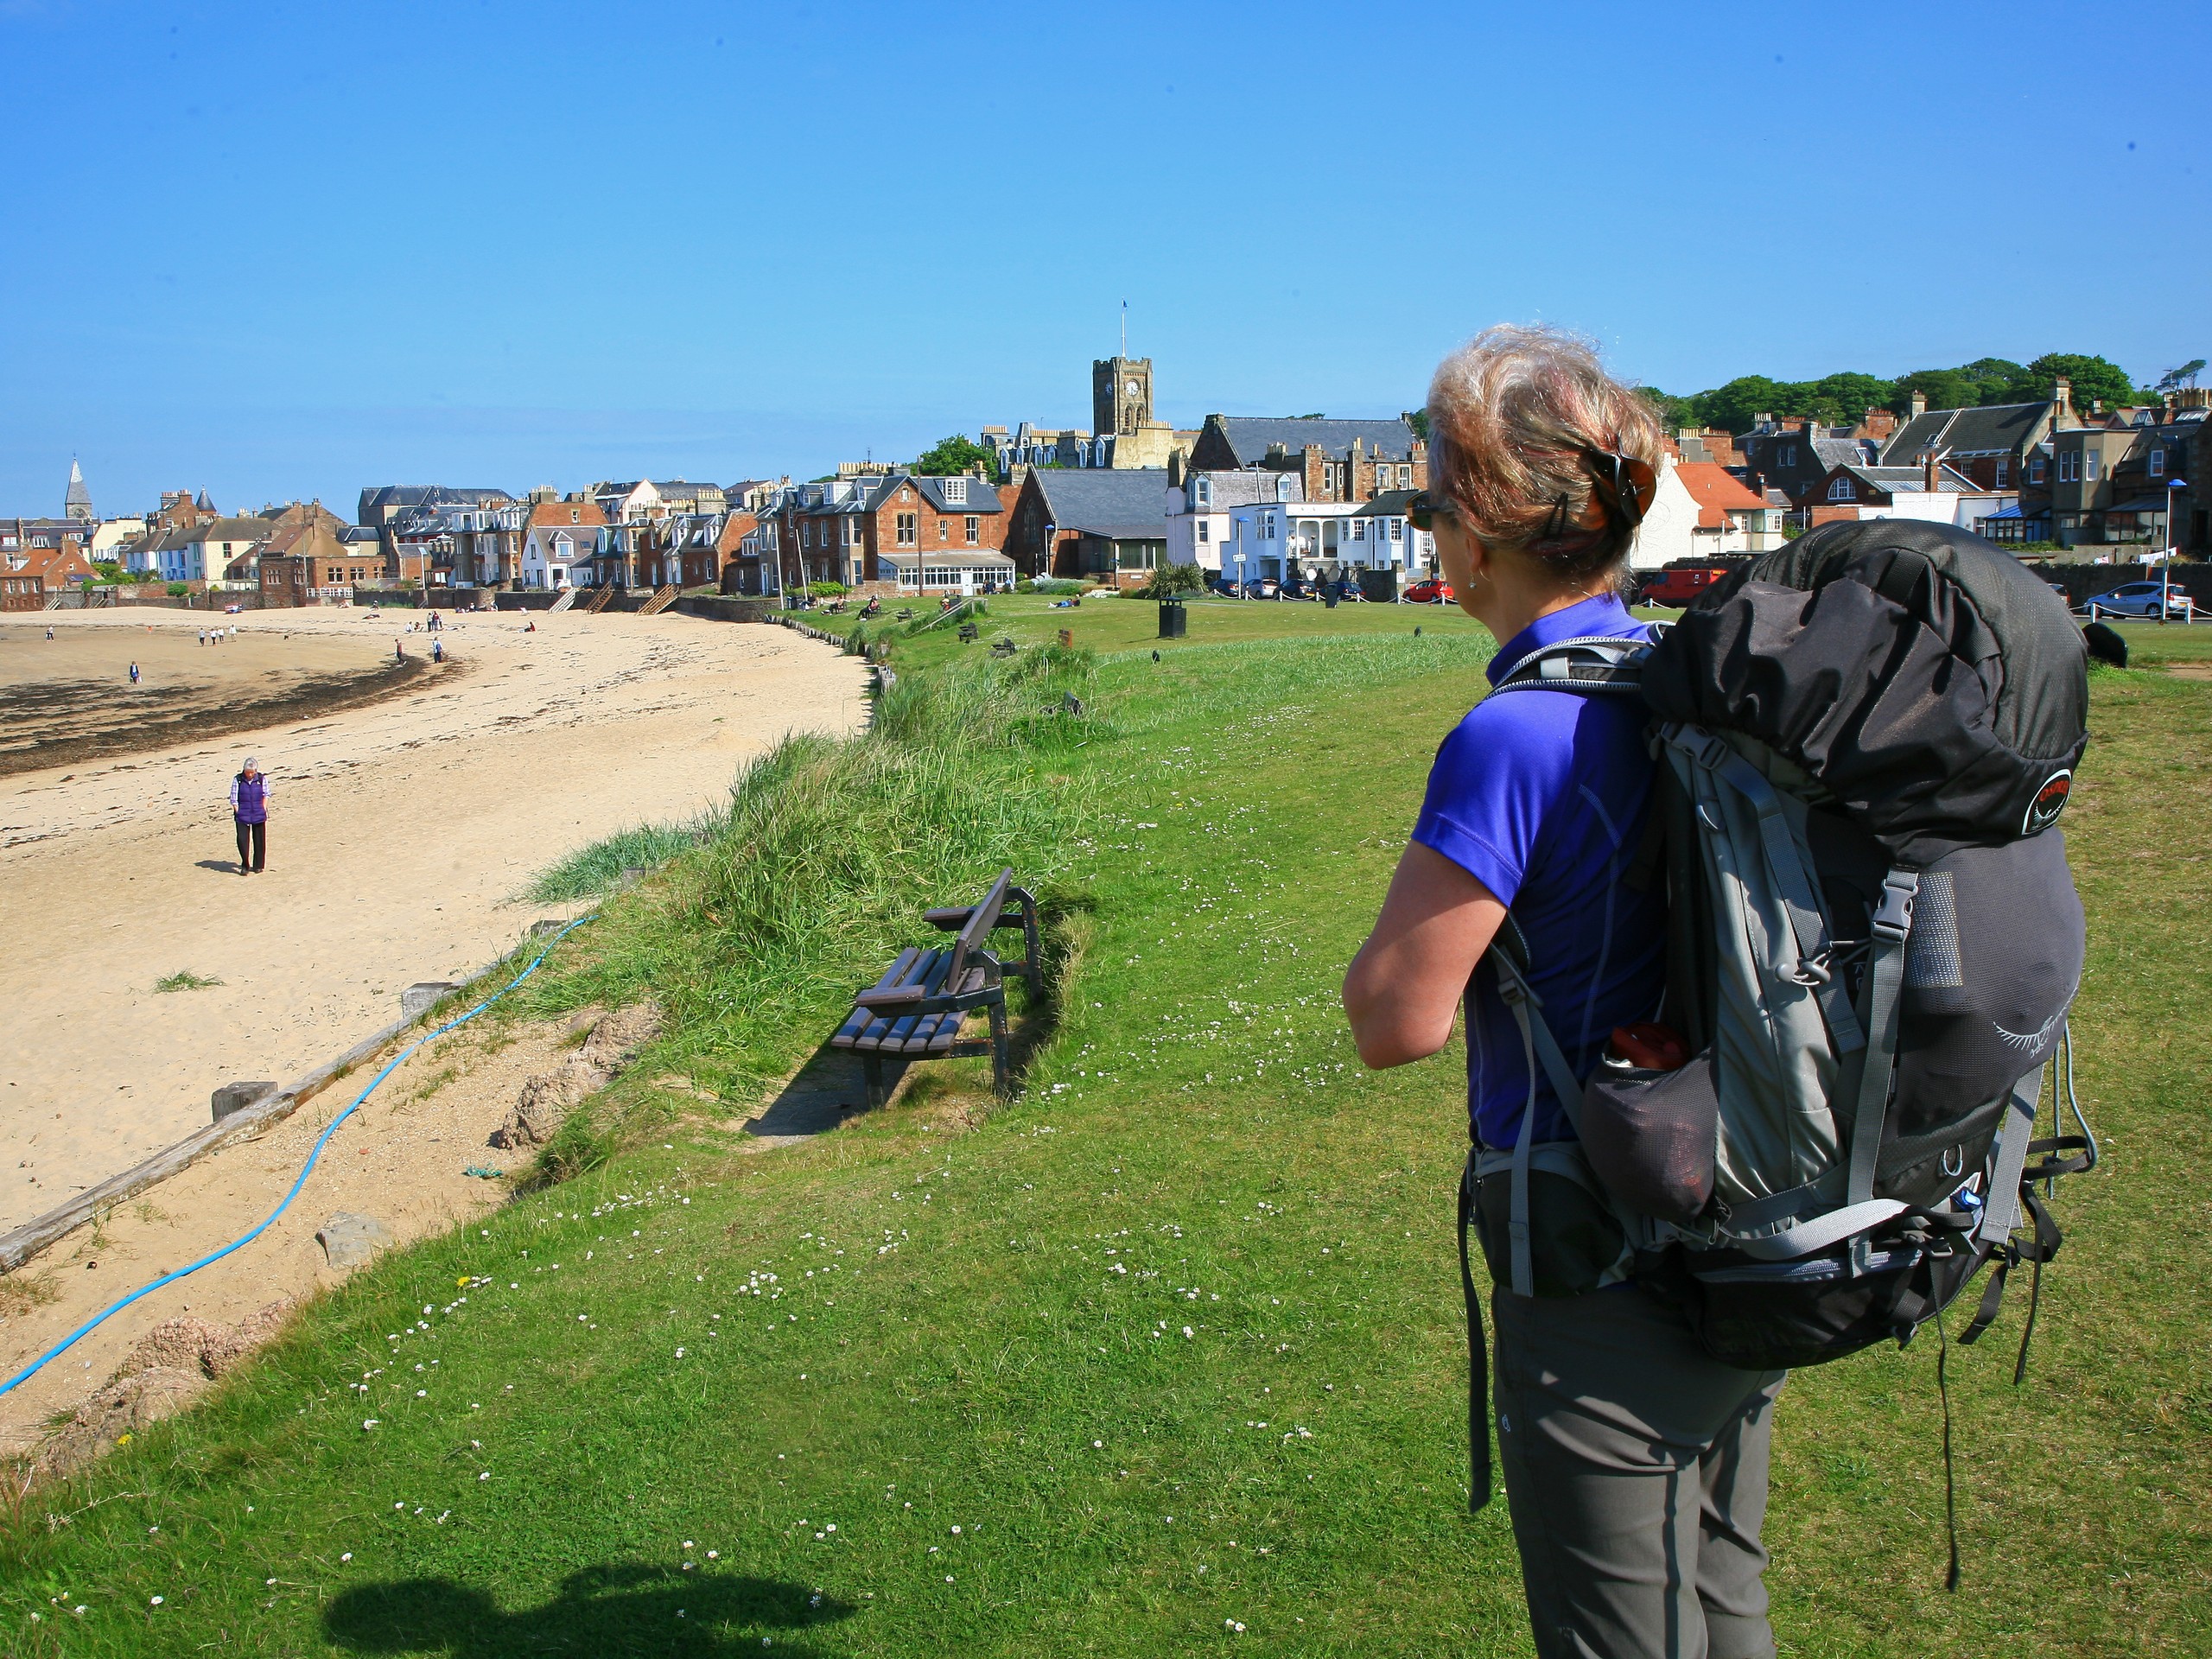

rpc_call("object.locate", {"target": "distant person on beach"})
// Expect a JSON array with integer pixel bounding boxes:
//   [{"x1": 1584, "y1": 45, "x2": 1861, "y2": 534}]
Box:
[
  {"x1": 229, "y1": 756, "x2": 270, "y2": 875},
  {"x1": 431, "y1": 637, "x2": 444, "y2": 663},
  {"x1": 395, "y1": 637, "x2": 405, "y2": 663},
  {"x1": 130, "y1": 661, "x2": 141, "y2": 684}
]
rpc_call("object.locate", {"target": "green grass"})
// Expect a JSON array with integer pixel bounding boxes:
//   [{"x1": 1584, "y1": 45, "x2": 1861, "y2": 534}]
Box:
[
  {"x1": 4, "y1": 621, "x2": 2207, "y2": 1656},
  {"x1": 524, "y1": 823, "x2": 711, "y2": 903},
  {"x1": 151, "y1": 970, "x2": 224, "y2": 994}
]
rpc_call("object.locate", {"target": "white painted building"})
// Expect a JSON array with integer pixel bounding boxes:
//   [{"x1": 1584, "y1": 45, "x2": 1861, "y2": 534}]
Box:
[
  {"x1": 1214, "y1": 494, "x2": 1433, "y2": 588},
  {"x1": 879, "y1": 549, "x2": 1017, "y2": 596},
  {"x1": 520, "y1": 523, "x2": 606, "y2": 590},
  {"x1": 1629, "y1": 461, "x2": 1787, "y2": 569}
]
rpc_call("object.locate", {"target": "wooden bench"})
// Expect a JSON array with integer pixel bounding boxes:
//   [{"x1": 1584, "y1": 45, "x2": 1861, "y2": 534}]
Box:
[
  {"x1": 830, "y1": 869, "x2": 1042, "y2": 1106},
  {"x1": 990, "y1": 636, "x2": 1018, "y2": 657},
  {"x1": 957, "y1": 621, "x2": 980, "y2": 642}
]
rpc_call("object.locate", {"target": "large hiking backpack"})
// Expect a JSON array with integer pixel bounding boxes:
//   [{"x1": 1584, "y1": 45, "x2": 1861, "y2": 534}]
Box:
[{"x1": 1462, "y1": 521, "x2": 2100, "y2": 1554}]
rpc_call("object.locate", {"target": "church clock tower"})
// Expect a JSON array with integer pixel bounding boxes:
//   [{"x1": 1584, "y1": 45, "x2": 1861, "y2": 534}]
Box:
[{"x1": 1092, "y1": 356, "x2": 1154, "y2": 437}]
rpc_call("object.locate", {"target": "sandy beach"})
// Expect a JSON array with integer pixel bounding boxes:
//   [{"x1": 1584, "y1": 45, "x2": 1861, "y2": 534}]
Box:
[{"x1": 0, "y1": 606, "x2": 867, "y2": 1235}]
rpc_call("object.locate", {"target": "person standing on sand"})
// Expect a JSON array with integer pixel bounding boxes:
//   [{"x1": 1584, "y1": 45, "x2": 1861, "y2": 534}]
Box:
[
  {"x1": 395, "y1": 636, "x2": 405, "y2": 663},
  {"x1": 229, "y1": 757, "x2": 270, "y2": 875},
  {"x1": 130, "y1": 661, "x2": 141, "y2": 685}
]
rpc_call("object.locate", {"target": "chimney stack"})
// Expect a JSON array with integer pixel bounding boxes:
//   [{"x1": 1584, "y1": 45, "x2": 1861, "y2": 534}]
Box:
[
  {"x1": 1909, "y1": 387, "x2": 1928, "y2": 420},
  {"x1": 2053, "y1": 375, "x2": 2075, "y2": 428},
  {"x1": 1923, "y1": 450, "x2": 1941, "y2": 493}
]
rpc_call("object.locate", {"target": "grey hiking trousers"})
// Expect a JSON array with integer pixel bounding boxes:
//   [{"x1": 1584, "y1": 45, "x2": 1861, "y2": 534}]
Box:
[{"x1": 1491, "y1": 1284, "x2": 1787, "y2": 1659}]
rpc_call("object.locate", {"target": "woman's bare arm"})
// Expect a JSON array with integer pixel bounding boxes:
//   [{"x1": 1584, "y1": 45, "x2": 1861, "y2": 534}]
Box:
[{"x1": 1342, "y1": 842, "x2": 1506, "y2": 1069}]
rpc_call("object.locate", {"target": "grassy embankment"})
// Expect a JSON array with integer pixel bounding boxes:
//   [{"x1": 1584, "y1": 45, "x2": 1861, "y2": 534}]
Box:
[{"x1": 2, "y1": 599, "x2": 2206, "y2": 1656}]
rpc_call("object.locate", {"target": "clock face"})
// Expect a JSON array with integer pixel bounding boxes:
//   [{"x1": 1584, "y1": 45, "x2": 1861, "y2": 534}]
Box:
[{"x1": 1126, "y1": 379, "x2": 1141, "y2": 397}]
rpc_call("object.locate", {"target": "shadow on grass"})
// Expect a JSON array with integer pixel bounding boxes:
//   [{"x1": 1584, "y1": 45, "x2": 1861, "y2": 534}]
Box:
[{"x1": 324, "y1": 1563, "x2": 855, "y2": 1656}]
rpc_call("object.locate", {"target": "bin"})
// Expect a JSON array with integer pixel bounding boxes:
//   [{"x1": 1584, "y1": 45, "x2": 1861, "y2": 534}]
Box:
[{"x1": 1158, "y1": 598, "x2": 1188, "y2": 639}]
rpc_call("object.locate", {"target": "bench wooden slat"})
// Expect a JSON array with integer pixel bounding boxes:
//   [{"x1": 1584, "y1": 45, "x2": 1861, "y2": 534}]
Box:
[{"x1": 945, "y1": 869, "x2": 1013, "y2": 986}]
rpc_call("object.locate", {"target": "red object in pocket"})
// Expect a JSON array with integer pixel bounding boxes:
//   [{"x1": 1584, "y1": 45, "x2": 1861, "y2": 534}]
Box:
[{"x1": 1608, "y1": 1022, "x2": 1690, "y2": 1072}]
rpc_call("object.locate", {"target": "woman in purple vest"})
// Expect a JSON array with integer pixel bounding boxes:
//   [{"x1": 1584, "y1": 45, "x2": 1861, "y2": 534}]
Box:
[
  {"x1": 1344, "y1": 326, "x2": 1784, "y2": 1658},
  {"x1": 229, "y1": 757, "x2": 270, "y2": 874}
]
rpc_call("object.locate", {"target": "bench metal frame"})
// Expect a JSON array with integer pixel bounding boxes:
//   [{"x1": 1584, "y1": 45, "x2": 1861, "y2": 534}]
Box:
[{"x1": 830, "y1": 868, "x2": 1042, "y2": 1107}]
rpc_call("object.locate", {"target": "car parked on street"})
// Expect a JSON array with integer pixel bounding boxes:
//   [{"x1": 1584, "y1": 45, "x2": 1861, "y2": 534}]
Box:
[
  {"x1": 2088, "y1": 581, "x2": 2192, "y2": 620},
  {"x1": 1403, "y1": 577, "x2": 1454, "y2": 604}
]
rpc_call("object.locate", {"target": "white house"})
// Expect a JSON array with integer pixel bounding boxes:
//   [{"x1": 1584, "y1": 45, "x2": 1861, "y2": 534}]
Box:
[
  {"x1": 1628, "y1": 460, "x2": 1787, "y2": 569},
  {"x1": 1168, "y1": 469, "x2": 1303, "y2": 573},
  {"x1": 1213, "y1": 493, "x2": 1434, "y2": 588},
  {"x1": 520, "y1": 523, "x2": 606, "y2": 591}
]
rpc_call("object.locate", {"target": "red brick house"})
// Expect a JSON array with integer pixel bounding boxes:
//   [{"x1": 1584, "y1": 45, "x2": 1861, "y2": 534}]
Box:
[{"x1": 771, "y1": 474, "x2": 1007, "y2": 590}]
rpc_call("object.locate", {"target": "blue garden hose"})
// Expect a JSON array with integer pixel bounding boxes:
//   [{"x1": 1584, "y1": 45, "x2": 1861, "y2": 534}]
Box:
[{"x1": 0, "y1": 913, "x2": 597, "y2": 1397}]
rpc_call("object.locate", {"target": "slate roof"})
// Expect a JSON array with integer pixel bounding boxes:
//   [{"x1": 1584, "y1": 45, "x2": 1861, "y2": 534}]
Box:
[
  {"x1": 1024, "y1": 468, "x2": 1173, "y2": 532},
  {"x1": 1843, "y1": 464, "x2": 1976, "y2": 495},
  {"x1": 1881, "y1": 402, "x2": 2048, "y2": 462},
  {"x1": 1207, "y1": 416, "x2": 1421, "y2": 465},
  {"x1": 1813, "y1": 436, "x2": 1878, "y2": 471},
  {"x1": 358, "y1": 485, "x2": 512, "y2": 522},
  {"x1": 1190, "y1": 470, "x2": 1305, "y2": 508},
  {"x1": 1353, "y1": 488, "x2": 1421, "y2": 516}
]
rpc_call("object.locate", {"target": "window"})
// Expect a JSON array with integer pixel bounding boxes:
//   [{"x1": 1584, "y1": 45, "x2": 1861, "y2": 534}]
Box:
[
  {"x1": 964, "y1": 516, "x2": 979, "y2": 544},
  {"x1": 1781, "y1": 444, "x2": 1797, "y2": 467},
  {"x1": 1397, "y1": 466, "x2": 1411, "y2": 488},
  {"x1": 1351, "y1": 518, "x2": 1367, "y2": 541},
  {"x1": 1198, "y1": 520, "x2": 1210, "y2": 543},
  {"x1": 1828, "y1": 477, "x2": 1855, "y2": 501},
  {"x1": 1390, "y1": 518, "x2": 1403, "y2": 541},
  {"x1": 1193, "y1": 478, "x2": 1211, "y2": 507},
  {"x1": 2029, "y1": 454, "x2": 2046, "y2": 485},
  {"x1": 1994, "y1": 456, "x2": 2009, "y2": 486},
  {"x1": 942, "y1": 477, "x2": 968, "y2": 505},
  {"x1": 2084, "y1": 453, "x2": 2100, "y2": 482},
  {"x1": 896, "y1": 513, "x2": 917, "y2": 545},
  {"x1": 938, "y1": 518, "x2": 951, "y2": 543},
  {"x1": 2151, "y1": 448, "x2": 2166, "y2": 477},
  {"x1": 2058, "y1": 451, "x2": 2078, "y2": 484}
]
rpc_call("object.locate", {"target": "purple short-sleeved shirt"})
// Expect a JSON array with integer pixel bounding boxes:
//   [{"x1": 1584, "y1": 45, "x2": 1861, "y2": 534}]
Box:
[{"x1": 1411, "y1": 593, "x2": 1666, "y2": 1149}]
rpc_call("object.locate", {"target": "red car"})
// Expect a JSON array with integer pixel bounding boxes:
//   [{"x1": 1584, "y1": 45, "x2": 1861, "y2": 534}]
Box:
[
  {"x1": 1403, "y1": 577, "x2": 1454, "y2": 604},
  {"x1": 1636, "y1": 566, "x2": 1732, "y2": 608}
]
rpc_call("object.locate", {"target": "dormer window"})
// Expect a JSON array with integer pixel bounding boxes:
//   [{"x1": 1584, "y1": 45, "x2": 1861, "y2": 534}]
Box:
[
  {"x1": 942, "y1": 477, "x2": 968, "y2": 505},
  {"x1": 2150, "y1": 449, "x2": 2166, "y2": 477},
  {"x1": 1828, "y1": 477, "x2": 1855, "y2": 501}
]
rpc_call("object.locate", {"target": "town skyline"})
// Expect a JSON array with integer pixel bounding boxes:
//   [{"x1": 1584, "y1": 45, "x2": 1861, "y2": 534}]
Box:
[{"x1": 5, "y1": 1, "x2": 2206, "y2": 513}]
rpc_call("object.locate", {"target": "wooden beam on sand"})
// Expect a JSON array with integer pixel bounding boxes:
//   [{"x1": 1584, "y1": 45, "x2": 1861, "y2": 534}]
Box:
[{"x1": 0, "y1": 925, "x2": 574, "y2": 1275}]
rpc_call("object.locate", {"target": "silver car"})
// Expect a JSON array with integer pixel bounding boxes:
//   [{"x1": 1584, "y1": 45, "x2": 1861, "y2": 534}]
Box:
[{"x1": 2090, "y1": 581, "x2": 2191, "y2": 619}]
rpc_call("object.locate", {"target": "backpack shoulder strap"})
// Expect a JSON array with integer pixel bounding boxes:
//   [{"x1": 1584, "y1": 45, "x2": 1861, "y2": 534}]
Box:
[{"x1": 1488, "y1": 632, "x2": 1652, "y2": 699}]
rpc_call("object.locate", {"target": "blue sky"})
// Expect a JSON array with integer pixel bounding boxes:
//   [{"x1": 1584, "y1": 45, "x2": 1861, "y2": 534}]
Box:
[{"x1": 3, "y1": 0, "x2": 2205, "y2": 518}]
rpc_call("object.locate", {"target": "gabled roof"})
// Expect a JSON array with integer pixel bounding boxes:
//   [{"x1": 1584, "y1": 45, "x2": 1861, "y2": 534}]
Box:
[
  {"x1": 1023, "y1": 467, "x2": 1173, "y2": 532},
  {"x1": 1189, "y1": 470, "x2": 1305, "y2": 508},
  {"x1": 527, "y1": 499, "x2": 609, "y2": 528},
  {"x1": 1674, "y1": 462, "x2": 1769, "y2": 527},
  {"x1": 1353, "y1": 487, "x2": 1420, "y2": 517},
  {"x1": 1205, "y1": 416, "x2": 1421, "y2": 466},
  {"x1": 1837, "y1": 463, "x2": 1978, "y2": 496},
  {"x1": 1812, "y1": 436, "x2": 1877, "y2": 471},
  {"x1": 194, "y1": 517, "x2": 274, "y2": 543},
  {"x1": 1882, "y1": 401, "x2": 2049, "y2": 463}
]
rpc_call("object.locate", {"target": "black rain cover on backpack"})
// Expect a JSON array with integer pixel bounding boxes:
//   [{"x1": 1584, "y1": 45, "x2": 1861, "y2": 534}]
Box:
[{"x1": 1640, "y1": 519, "x2": 2089, "y2": 865}]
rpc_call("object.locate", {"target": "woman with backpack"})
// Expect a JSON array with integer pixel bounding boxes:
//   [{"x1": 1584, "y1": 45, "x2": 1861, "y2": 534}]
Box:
[{"x1": 1343, "y1": 324, "x2": 1786, "y2": 1658}]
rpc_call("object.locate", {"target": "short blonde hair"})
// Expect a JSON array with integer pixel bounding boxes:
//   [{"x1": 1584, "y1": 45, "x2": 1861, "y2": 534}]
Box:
[{"x1": 1426, "y1": 324, "x2": 1664, "y2": 582}]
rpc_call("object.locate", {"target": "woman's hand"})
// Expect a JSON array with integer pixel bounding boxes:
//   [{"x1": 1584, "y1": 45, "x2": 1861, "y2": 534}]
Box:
[{"x1": 1342, "y1": 842, "x2": 1506, "y2": 1069}]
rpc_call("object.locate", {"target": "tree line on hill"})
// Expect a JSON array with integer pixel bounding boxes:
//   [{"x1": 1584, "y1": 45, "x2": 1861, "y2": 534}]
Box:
[{"x1": 1641, "y1": 353, "x2": 2203, "y2": 435}]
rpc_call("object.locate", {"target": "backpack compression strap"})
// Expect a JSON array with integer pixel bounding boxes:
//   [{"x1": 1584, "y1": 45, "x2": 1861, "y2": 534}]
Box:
[{"x1": 1847, "y1": 870, "x2": 1920, "y2": 1206}]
